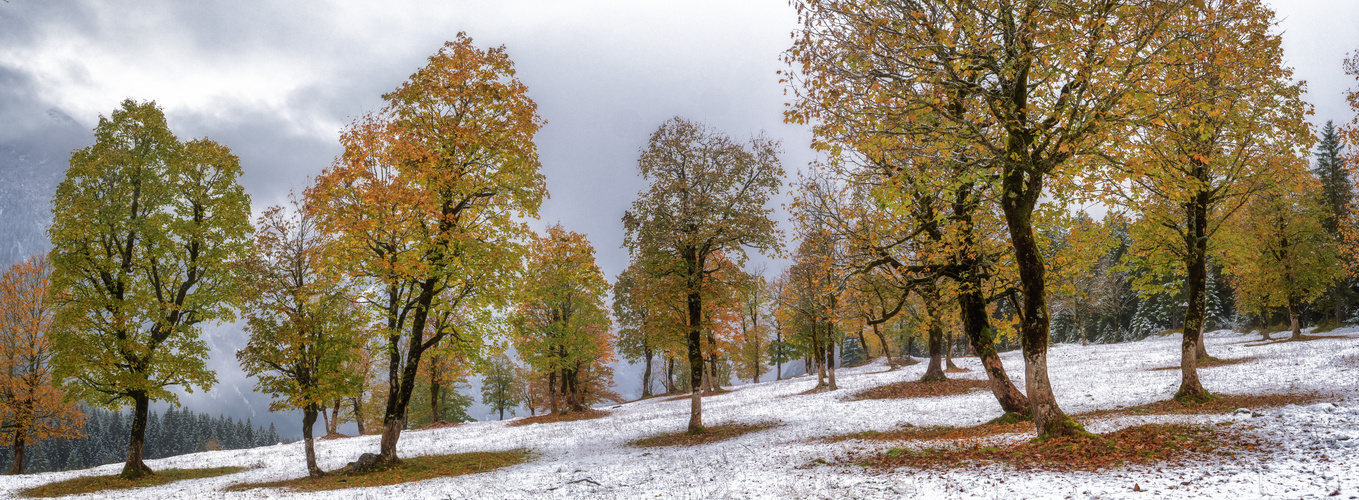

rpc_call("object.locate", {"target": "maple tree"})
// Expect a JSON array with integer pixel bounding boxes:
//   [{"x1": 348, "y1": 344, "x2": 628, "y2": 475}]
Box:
[
  {"x1": 480, "y1": 355, "x2": 518, "y2": 420},
  {"x1": 1112, "y1": 0, "x2": 1309, "y2": 402},
  {"x1": 613, "y1": 260, "x2": 686, "y2": 397},
  {"x1": 306, "y1": 33, "x2": 546, "y2": 466},
  {"x1": 0, "y1": 255, "x2": 84, "y2": 474},
  {"x1": 48, "y1": 99, "x2": 253, "y2": 478},
  {"x1": 786, "y1": 95, "x2": 1029, "y2": 415},
  {"x1": 788, "y1": 0, "x2": 1190, "y2": 436},
  {"x1": 622, "y1": 117, "x2": 783, "y2": 433},
  {"x1": 236, "y1": 200, "x2": 368, "y2": 477},
  {"x1": 511, "y1": 224, "x2": 617, "y2": 413},
  {"x1": 733, "y1": 271, "x2": 773, "y2": 384},
  {"x1": 1222, "y1": 176, "x2": 1341, "y2": 340}
]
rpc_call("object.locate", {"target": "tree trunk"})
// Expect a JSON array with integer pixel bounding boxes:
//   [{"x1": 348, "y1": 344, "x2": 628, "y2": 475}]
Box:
[
  {"x1": 825, "y1": 333, "x2": 837, "y2": 390},
  {"x1": 548, "y1": 371, "x2": 558, "y2": 414},
  {"x1": 857, "y1": 330, "x2": 870, "y2": 360},
  {"x1": 9, "y1": 428, "x2": 25, "y2": 474},
  {"x1": 329, "y1": 399, "x2": 341, "y2": 434},
  {"x1": 814, "y1": 329, "x2": 827, "y2": 387},
  {"x1": 686, "y1": 277, "x2": 705, "y2": 433},
  {"x1": 905, "y1": 335, "x2": 915, "y2": 362},
  {"x1": 872, "y1": 323, "x2": 896, "y2": 370},
  {"x1": 302, "y1": 403, "x2": 324, "y2": 478},
  {"x1": 351, "y1": 396, "x2": 365, "y2": 435},
  {"x1": 920, "y1": 286, "x2": 947, "y2": 382},
  {"x1": 121, "y1": 393, "x2": 153, "y2": 479},
  {"x1": 999, "y1": 154, "x2": 1079, "y2": 437},
  {"x1": 945, "y1": 333, "x2": 960, "y2": 370},
  {"x1": 959, "y1": 284, "x2": 1030, "y2": 416},
  {"x1": 1288, "y1": 296, "x2": 1303, "y2": 340},
  {"x1": 666, "y1": 357, "x2": 676, "y2": 393},
  {"x1": 642, "y1": 348, "x2": 654, "y2": 398},
  {"x1": 430, "y1": 366, "x2": 442, "y2": 424},
  {"x1": 1176, "y1": 186, "x2": 1212, "y2": 402},
  {"x1": 706, "y1": 329, "x2": 721, "y2": 391}
]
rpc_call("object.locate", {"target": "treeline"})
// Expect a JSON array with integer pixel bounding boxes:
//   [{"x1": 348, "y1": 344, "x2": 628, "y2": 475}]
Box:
[{"x1": 0, "y1": 406, "x2": 281, "y2": 474}]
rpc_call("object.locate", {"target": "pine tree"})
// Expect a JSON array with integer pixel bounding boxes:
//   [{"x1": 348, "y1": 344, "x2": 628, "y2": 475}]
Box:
[{"x1": 1313, "y1": 120, "x2": 1353, "y2": 323}]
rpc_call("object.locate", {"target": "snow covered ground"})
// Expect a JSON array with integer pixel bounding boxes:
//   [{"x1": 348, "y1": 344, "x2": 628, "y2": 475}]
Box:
[{"x1": 3, "y1": 328, "x2": 1358, "y2": 499}]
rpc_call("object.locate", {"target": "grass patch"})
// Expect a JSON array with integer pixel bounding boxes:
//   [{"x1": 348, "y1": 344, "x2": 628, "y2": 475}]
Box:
[
  {"x1": 944, "y1": 366, "x2": 970, "y2": 373},
  {"x1": 819, "y1": 419, "x2": 1032, "y2": 444},
  {"x1": 225, "y1": 450, "x2": 531, "y2": 493},
  {"x1": 1082, "y1": 392, "x2": 1329, "y2": 418},
  {"x1": 1148, "y1": 356, "x2": 1257, "y2": 371},
  {"x1": 630, "y1": 421, "x2": 779, "y2": 448},
  {"x1": 855, "y1": 423, "x2": 1254, "y2": 472},
  {"x1": 661, "y1": 389, "x2": 733, "y2": 402},
  {"x1": 19, "y1": 466, "x2": 249, "y2": 498},
  {"x1": 1246, "y1": 334, "x2": 1349, "y2": 347},
  {"x1": 847, "y1": 378, "x2": 990, "y2": 401},
  {"x1": 506, "y1": 409, "x2": 609, "y2": 427}
]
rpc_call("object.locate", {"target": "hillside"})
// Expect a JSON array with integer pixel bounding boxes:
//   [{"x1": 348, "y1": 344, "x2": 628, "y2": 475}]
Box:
[{"x1": 1, "y1": 328, "x2": 1356, "y2": 499}]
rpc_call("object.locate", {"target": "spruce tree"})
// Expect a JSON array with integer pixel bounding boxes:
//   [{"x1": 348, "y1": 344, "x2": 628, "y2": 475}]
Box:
[{"x1": 1313, "y1": 120, "x2": 1353, "y2": 323}]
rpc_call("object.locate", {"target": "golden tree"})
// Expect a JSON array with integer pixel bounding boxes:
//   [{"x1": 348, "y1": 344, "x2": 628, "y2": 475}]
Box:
[
  {"x1": 0, "y1": 255, "x2": 84, "y2": 474},
  {"x1": 1113, "y1": 0, "x2": 1310, "y2": 402},
  {"x1": 788, "y1": 0, "x2": 1188, "y2": 436},
  {"x1": 237, "y1": 200, "x2": 368, "y2": 477},
  {"x1": 307, "y1": 33, "x2": 545, "y2": 465},
  {"x1": 512, "y1": 224, "x2": 617, "y2": 413}
]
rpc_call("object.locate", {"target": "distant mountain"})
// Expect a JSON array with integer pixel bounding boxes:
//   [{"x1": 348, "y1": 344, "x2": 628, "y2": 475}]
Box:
[{"x1": 0, "y1": 144, "x2": 62, "y2": 266}]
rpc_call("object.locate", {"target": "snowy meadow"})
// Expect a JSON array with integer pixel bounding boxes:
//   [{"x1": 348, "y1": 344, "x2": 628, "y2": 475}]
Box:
[{"x1": 2, "y1": 328, "x2": 1357, "y2": 499}]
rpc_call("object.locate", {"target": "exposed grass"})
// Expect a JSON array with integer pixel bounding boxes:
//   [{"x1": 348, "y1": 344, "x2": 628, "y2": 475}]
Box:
[
  {"x1": 847, "y1": 378, "x2": 990, "y2": 401},
  {"x1": 1246, "y1": 334, "x2": 1349, "y2": 347},
  {"x1": 224, "y1": 450, "x2": 531, "y2": 493},
  {"x1": 630, "y1": 421, "x2": 780, "y2": 448},
  {"x1": 506, "y1": 409, "x2": 609, "y2": 427},
  {"x1": 661, "y1": 389, "x2": 733, "y2": 403},
  {"x1": 1148, "y1": 356, "x2": 1258, "y2": 371},
  {"x1": 19, "y1": 466, "x2": 249, "y2": 498},
  {"x1": 944, "y1": 366, "x2": 971, "y2": 373},
  {"x1": 818, "y1": 419, "x2": 1032, "y2": 444},
  {"x1": 1082, "y1": 392, "x2": 1330, "y2": 418},
  {"x1": 853, "y1": 423, "x2": 1254, "y2": 472},
  {"x1": 416, "y1": 421, "x2": 466, "y2": 431}
]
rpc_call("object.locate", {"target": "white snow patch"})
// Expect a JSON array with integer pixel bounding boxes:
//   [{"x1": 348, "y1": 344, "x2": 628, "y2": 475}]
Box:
[{"x1": 2, "y1": 328, "x2": 1357, "y2": 498}]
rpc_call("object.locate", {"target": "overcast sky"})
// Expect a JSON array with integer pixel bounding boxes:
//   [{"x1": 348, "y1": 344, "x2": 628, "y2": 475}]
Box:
[{"x1": 2, "y1": 0, "x2": 1357, "y2": 437}]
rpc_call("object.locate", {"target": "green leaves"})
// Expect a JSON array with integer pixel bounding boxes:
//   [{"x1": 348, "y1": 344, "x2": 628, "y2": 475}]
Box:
[{"x1": 48, "y1": 99, "x2": 252, "y2": 409}]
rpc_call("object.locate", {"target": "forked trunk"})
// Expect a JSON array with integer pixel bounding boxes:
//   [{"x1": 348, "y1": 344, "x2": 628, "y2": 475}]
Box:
[
  {"x1": 121, "y1": 393, "x2": 153, "y2": 479},
  {"x1": 959, "y1": 286, "x2": 1029, "y2": 416},
  {"x1": 1000, "y1": 157, "x2": 1078, "y2": 437}
]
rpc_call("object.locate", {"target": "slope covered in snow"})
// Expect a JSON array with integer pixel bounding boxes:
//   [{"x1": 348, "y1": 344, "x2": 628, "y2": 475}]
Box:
[{"x1": 2, "y1": 328, "x2": 1357, "y2": 499}]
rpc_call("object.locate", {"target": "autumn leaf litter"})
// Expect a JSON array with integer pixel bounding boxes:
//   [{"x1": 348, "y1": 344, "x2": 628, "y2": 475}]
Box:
[{"x1": 1, "y1": 328, "x2": 1357, "y2": 499}]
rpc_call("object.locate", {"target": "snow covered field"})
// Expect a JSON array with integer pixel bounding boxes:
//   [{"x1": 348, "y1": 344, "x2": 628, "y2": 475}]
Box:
[{"x1": 3, "y1": 328, "x2": 1358, "y2": 499}]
